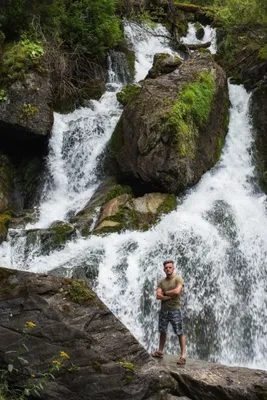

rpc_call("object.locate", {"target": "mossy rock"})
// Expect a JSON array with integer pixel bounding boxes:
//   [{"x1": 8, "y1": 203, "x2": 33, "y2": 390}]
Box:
[
  {"x1": 147, "y1": 53, "x2": 182, "y2": 79},
  {"x1": 161, "y1": 71, "x2": 216, "y2": 159},
  {"x1": 157, "y1": 194, "x2": 177, "y2": 217},
  {"x1": 25, "y1": 223, "x2": 75, "y2": 255},
  {"x1": 105, "y1": 184, "x2": 132, "y2": 202},
  {"x1": 196, "y1": 26, "x2": 205, "y2": 40},
  {"x1": 68, "y1": 280, "x2": 96, "y2": 305},
  {"x1": 116, "y1": 83, "x2": 142, "y2": 106}
]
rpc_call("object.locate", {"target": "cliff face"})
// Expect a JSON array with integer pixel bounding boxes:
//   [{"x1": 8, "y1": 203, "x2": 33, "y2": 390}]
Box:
[{"x1": 0, "y1": 267, "x2": 267, "y2": 400}]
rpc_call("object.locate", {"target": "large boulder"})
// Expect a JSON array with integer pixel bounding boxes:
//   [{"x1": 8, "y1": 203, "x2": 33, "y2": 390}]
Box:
[
  {"x1": 0, "y1": 267, "x2": 267, "y2": 400},
  {"x1": 111, "y1": 51, "x2": 229, "y2": 194},
  {"x1": 0, "y1": 72, "x2": 53, "y2": 145}
]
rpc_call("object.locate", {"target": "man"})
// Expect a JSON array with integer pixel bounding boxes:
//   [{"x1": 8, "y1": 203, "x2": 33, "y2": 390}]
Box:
[{"x1": 152, "y1": 260, "x2": 186, "y2": 365}]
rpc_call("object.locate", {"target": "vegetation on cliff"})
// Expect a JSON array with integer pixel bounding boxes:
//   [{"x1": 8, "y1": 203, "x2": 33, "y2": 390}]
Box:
[{"x1": 0, "y1": 0, "x2": 124, "y2": 111}]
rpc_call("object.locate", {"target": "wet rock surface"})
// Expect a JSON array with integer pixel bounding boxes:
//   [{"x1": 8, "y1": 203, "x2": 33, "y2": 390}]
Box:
[{"x1": 0, "y1": 268, "x2": 267, "y2": 400}]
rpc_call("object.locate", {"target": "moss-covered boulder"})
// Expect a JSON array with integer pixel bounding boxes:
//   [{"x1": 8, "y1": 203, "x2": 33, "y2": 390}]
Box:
[
  {"x1": 94, "y1": 192, "x2": 177, "y2": 233},
  {"x1": 71, "y1": 177, "x2": 121, "y2": 236},
  {"x1": 110, "y1": 51, "x2": 229, "y2": 194},
  {"x1": 146, "y1": 53, "x2": 182, "y2": 79},
  {"x1": 0, "y1": 71, "x2": 53, "y2": 143},
  {"x1": 25, "y1": 222, "x2": 75, "y2": 256}
]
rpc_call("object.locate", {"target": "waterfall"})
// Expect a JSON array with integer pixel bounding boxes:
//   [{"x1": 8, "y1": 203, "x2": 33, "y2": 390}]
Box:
[{"x1": 1, "y1": 23, "x2": 267, "y2": 370}]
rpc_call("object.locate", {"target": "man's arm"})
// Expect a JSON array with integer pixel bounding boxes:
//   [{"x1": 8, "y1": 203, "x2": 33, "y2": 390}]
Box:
[
  {"x1": 165, "y1": 283, "x2": 183, "y2": 296},
  {"x1": 156, "y1": 287, "x2": 171, "y2": 301}
]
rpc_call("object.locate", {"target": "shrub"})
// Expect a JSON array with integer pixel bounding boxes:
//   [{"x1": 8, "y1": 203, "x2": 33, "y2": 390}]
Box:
[{"x1": 1, "y1": 36, "x2": 44, "y2": 82}]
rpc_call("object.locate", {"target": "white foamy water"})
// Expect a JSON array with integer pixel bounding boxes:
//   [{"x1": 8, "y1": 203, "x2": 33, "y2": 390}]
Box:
[{"x1": 1, "y1": 22, "x2": 267, "y2": 370}]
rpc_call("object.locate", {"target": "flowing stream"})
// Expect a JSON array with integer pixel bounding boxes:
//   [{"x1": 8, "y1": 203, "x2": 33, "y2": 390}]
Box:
[{"x1": 1, "y1": 22, "x2": 267, "y2": 370}]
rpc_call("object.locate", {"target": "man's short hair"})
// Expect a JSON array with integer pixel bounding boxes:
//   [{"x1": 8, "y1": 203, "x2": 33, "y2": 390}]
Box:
[{"x1": 163, "y1": 260, "x2": 174, "y2": 266}]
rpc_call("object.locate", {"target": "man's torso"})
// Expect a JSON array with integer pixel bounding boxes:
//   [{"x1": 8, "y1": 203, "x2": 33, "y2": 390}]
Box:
[{"x1": 158, "y1": 275, "x2": 184, "y2": 311}]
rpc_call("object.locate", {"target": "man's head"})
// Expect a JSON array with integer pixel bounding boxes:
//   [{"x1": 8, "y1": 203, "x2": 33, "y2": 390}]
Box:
[{"x1": 163, "y1": 260, "x2": 174, "y2": 277}]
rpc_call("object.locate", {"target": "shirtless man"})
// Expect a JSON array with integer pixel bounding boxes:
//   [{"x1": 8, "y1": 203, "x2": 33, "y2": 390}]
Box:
[{"x1": 152, "y1": 260, "x2": 186, "y2": 365}]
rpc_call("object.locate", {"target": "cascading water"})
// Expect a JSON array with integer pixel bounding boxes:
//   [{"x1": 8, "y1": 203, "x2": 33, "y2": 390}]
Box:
[{"x1": 1, "y1": 22, "x2": 267, "y2": 370}]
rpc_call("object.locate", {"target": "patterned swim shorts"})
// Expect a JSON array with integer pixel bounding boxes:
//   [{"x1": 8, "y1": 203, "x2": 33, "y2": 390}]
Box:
[{"x1": 158, "y1": 310, "x2": 184, "y2": 335}]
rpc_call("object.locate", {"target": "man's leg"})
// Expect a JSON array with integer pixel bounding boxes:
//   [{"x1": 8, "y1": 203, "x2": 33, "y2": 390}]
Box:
[
  {"x1": 152, "y1": 311, "x2": 168, "y2": 357},
  {"x1": 159, "y1": 332, "x2": 167, "y2": 353},
  {"x1": 178, "y1": 334, "x2": 186, "y2": 359},
  {"x1": 170, "y1": 310, "x2": 186, "y2": 363}
]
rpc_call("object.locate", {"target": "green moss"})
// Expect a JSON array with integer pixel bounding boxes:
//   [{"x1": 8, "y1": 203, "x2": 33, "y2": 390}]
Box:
[
  {"x1": 49, "y1": 224, "x2": 73, "y2": 247},
  {"x1": 110, "y1": 117, "x2": 124, "y2": 156},
  {"x1": 177, "y1": 22, "x2": 188, "y2": 38},
  {"x1": 105, "y1": 185, "x2": 132, "y2": 202},
  {"x1": 92, "y1": 361, "x2": 102, "y2": 372},
  {"x1": 69, "y1": 280, "x2": 96, "y2": 305},
  {"x1": 0, "y1": 213, "x2": 11, "y2": 225},
  {"x1": 157, "y1": 194, "x2": 177, "y2": 216},
  {"x1": 116, "y1": 83, "x2": 141, "y2": 106},
  {"x1": 258, "y1": 45, "x2": 267, "y2": 61},
  {"x1": 0, "y1": 267, "x2": 17, "y2": 279},
  {"x1": 125, "y1": 50, "x2": 136, "y2": 81},
  {"x1": 161, "y1": 71, "x2": 216, "y2": 158},
  {"x1": 20, "y1": 103, "x2": 38, "y2": 120},
  {"x1": 117, "y1": 361, "x2": 135, "y2": 371}
]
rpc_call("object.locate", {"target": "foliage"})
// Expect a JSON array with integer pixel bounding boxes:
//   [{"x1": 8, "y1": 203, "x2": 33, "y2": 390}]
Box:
[
  {"x1": 217, "y1": 0, "x2": 267, "y2": 27},
  {"x1": 0, "y1": 322, "x2": 77, "y2": 399},
  {"x1": 60, "y1": 0, "x2": 123, "y2": 57},
  {"x1": 1, "y1": 37, "x2": 44, "y2": 83},
  {"x1": 69, "y1": 280, "x2": 96, "y2": 305},
  {"x1": 20, "y1": 104, "x2": 38, "y2": 119},
  {"x1": 0, "y1": 90, "x2": 7, "y2": 101}
]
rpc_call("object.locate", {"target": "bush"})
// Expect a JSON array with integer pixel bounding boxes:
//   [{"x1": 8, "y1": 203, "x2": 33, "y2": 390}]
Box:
[{"x1": 1, "y1": 36, "x2": 44, "y2": 82}]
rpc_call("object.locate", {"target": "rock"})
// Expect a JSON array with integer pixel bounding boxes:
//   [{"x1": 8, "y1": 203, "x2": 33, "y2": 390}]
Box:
[
  {"x1": 110, "y1": 52, "x2": 229, "y2": 194},
  {"x1": 71, "y1": 177, "x2": 123, "y2": 235},
  {"x1": 196, "y1": 26, "x2": 205, "y2": 40},
  {"x1": 0, "y1": 154, "x2": 15, "y2": 213},
  {"x1": 94, "y1": 219, "x2": 121, "y2": 231},
  {"x1": 9, "y1": 209, "x2": 37, "y2": 229},
  {"x1": 0, "y1": 72, "x2": 53, "y2": 143},
  {"x1": 94, "y1": 192, "x2": 176, "y2": 233},
  {"x1": 24, "y1": 222, "x2": 76, "y2": 256},
  {"x1": 147, "y1": 53, "x2": 182, "y2": 79},
  {"x1": 158, "y1": 355, "x2": 267, "y2": 400},
  {"x1": 0, "y1": 267, "x2": 267, "y2": 400},
  {"x1": 250, "y1": 86, "x2": 267, "y2": 192}
]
